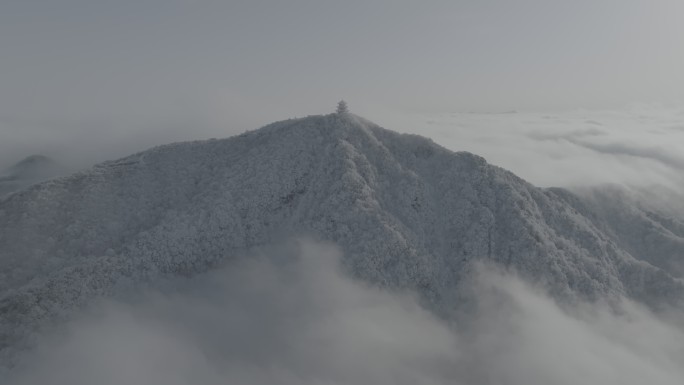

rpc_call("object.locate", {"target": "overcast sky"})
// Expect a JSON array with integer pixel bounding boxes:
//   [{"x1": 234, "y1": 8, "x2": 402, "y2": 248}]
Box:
[{"x1": 1, "y1": 0, "x2": 683, "y2": 169}]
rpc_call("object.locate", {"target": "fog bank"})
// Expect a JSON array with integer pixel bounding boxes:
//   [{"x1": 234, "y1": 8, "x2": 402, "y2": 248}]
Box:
[{"x1": 6, "y1": 241, "x2": 684, "y2": 385}]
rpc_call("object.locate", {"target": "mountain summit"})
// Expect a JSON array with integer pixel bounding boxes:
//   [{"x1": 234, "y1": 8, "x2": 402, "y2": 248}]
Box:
[{"x1": 1, "y1": 113, "x2": 683, "y2": 364}]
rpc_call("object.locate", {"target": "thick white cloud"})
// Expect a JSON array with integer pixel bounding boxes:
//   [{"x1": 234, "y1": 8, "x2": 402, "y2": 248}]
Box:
[{"x1": 6, "y1": 241, "x2": 684, "y2": 385}]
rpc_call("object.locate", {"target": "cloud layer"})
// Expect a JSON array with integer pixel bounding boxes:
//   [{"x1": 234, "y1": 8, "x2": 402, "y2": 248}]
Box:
[
  {"x1": 384, "y1": 104, "x2": 684, "y2": 190},
  {"x1": 5, "y1": 241, "x2": 684, "y2": 385}
]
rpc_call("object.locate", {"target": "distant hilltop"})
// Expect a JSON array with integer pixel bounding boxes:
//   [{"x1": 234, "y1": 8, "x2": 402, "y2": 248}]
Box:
[{"x1": 0, "y1": 154, "x2": 65, "y2": 196}]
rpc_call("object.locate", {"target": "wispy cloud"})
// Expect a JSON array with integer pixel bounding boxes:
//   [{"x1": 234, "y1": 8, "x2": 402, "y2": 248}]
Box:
[
  {"x1": 527, "y1": 127, "x2": 605, "y2": 141},
  {"x1": 566, "y1": 138, "x2": 684, "y2": 170}
]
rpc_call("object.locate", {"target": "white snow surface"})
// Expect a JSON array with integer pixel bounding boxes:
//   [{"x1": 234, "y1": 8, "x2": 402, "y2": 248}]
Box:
[{"x1": 1, "y1": 113, "x2": 683, "y2": 365}]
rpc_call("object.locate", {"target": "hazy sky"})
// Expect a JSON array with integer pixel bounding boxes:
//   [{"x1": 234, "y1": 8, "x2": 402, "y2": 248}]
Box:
[{"x1": 1, "y1": 0, "x2": 683, "y2": 168}]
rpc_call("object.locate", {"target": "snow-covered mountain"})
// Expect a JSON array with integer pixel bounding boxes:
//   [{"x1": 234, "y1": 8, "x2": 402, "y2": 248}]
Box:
[
  {"x1": 553, "y1": 185, "x2": 684, "y2": 280},
  {"x1": 1, "y1": 114, "x2": 683, "y2": 365}
]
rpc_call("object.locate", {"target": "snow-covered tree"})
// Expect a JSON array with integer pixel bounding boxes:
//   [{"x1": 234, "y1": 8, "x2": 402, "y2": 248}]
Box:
[{"x1": 336, "y1": 100, "x2": 349, "y2": 114}]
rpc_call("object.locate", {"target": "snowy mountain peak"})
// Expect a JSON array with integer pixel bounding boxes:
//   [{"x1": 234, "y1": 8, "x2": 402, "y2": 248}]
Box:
[{"x1": 1, "y1": 114, "x2": 683, "y2": 366}]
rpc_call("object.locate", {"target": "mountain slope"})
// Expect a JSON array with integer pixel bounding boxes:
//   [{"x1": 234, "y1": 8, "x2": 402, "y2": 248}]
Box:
[
  {"x1": 552, "y1": 185, "x2": 684, "y2": 278},
  {"x1": 1, "y1": 114, "x2": 683, "y2": 364}
]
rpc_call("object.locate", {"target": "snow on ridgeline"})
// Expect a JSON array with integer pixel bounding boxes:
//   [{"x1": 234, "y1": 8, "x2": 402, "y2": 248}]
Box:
[{"x1": 1, "y1": 112, "x2": 683, "y2": 366}]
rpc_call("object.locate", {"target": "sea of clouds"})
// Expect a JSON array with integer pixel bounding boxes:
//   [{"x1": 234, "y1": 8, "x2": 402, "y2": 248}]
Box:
[
  {"x1": 385, "y1": 104, "x2": 684, "y2": 190},
  {"x1": 5, "y1": 241, "x2": 684, "y2": 385}
]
